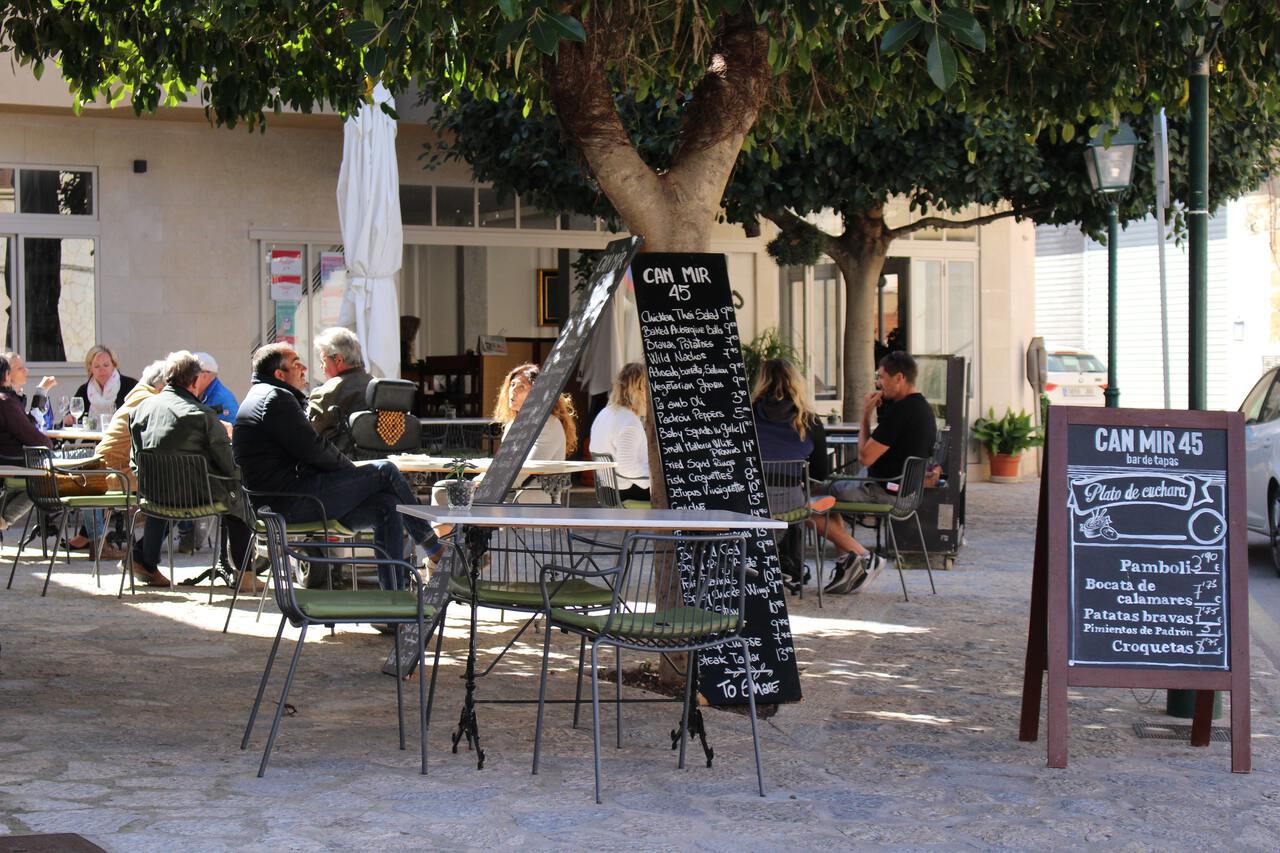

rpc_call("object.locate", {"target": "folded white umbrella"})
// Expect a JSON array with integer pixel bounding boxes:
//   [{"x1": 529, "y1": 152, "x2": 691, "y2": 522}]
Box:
[{"x1": 337, "y1": 82, "x2": 402, "y2": 379}]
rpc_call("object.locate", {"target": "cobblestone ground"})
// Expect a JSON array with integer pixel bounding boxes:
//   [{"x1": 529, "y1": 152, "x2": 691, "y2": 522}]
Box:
[{"x1": 0, "y1": 480, "x2": 1277, "y2": 850}]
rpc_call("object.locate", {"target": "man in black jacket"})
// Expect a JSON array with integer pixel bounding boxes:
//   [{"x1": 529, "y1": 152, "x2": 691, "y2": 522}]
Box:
[{"x1": 233, "y1": 342, "x2": 440, "y2": 589}]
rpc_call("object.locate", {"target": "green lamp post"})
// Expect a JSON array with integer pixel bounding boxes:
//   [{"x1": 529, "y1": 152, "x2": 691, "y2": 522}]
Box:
[{"x1": 1084, "y1": 121, "x2": 1141, "y2": 408}]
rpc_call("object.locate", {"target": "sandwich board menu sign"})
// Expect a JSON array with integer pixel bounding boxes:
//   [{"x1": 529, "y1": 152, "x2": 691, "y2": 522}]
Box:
[
  {"x1": 631, "y1": 252, "x2": 802, "y2": 705},
  {"x1": 1019, "y1": 406, "x2": 1250, "y2": 772},
  {"x1": 383, "y1": 236, "x2": 641, "y2": 677}
]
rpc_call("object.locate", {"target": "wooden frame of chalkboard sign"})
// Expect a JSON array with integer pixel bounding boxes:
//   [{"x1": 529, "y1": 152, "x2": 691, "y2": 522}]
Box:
[{"x1": 1019, "y1": 405, "x2": 1250, "y2": 773}]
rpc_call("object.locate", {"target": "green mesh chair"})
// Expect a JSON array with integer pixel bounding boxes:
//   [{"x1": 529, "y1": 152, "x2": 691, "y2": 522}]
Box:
[
  {"x1": 221, "y1": 487, "x2": 359, "y2": 633},
  {"x1": 590, "y1": 452, "x2": 651, "y2": 509},
  {"x1": 532, "y1": 530, "x2": 764, "y2": 803},
  {"x1": 828, "y1": 455, "x2": 936, "y2": 601},
  {"x1": 6, "y1": 445, "x2": 132, "y2": 596},
  {"x1": 762, "y1": 458, "x2": 824, "y2": 606},
  {"x1": 241, "y1": 509, "x2": 448, "y2": 776},
  {"x1": 120, "y1": 450, "x2": 235, "y2": 600}
]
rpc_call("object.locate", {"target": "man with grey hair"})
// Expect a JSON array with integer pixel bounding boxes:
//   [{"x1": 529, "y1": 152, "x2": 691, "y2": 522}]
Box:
[
  {"x1": 127, "y1": 350, "x2": 259, "y2": 590},
  {"x1": 307, "y1": 326, "x2": 373, "y2": 455}
]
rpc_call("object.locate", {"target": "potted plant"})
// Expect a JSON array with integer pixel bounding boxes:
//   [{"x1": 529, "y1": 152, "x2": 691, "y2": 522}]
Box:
[
  {"x1": 972, "y1": 407, "x2": 1044, "y2": 481},
  {"x1": 439, "y1": 458, "x2": 475, "y2": 507}
]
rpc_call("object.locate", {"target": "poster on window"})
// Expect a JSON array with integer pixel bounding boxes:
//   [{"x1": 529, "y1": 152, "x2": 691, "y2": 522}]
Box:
[
  {"x1": 319, "y1": 251, "x2": 347, "y2": 327},
  {"x1": 269, "y1": 249, "x2": 303, "y2": 302},
  {"x1": 274, "y1": 302, "x2": 297, "y2": 344}
]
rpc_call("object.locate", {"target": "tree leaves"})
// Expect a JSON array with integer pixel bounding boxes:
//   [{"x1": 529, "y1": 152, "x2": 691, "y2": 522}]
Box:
[
  {"x1": 926, "y1": 28, "x2": 957, "y2": 91},
  {"x1": 345, "y1": 20, "x2": 379, "y2": 48},
  {"x1": 880, "y1": 20, "x2": 921, "y2": 54}
]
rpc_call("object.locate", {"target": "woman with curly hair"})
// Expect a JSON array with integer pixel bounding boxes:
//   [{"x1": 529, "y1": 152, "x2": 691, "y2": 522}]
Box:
[{"x1": 493, "y1": 362, "x2": 577, "y2": 461}]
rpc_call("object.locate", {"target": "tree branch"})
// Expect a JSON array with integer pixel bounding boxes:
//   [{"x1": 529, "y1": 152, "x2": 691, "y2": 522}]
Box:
[{"x1": 889, "y1": 206, "x2": 1049, "y2": 239}]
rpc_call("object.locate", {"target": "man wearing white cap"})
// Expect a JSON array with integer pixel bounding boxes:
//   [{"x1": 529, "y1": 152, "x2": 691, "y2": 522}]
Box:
[{"x1": 194, "y1": 351, "x2": 239, "y2": 424}]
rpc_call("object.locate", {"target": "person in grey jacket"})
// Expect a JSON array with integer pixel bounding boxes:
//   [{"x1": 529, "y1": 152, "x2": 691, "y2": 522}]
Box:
[
  {"x1": 233, "y1": 342, "x2": 440, "y2": 590},
  {"x1": 128, "y1": 351, "x2": 259, "y2": 590},
  {"x1": 306, "y1": 327, "x2": 373, "y2": 456}
]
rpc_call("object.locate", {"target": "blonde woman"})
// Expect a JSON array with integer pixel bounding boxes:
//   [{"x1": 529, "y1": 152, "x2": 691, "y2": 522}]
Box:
[
  {"x1": 750, "y1": 358, "x2": 873, "y2": 595},
  {"x1": 589, "y1": 362, "x2": 650, "y2": 501},
  {"x1": 67, "y1": 345, "x2": 137, "y2": 425},
  {"x1": 493, "y1": 363, "x2": 577, "y2": 461}
]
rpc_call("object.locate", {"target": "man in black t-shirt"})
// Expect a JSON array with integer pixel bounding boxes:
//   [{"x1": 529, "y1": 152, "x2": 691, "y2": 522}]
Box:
[{"x1": 824, "y1": 351, "x2": 937, "y2": 593}]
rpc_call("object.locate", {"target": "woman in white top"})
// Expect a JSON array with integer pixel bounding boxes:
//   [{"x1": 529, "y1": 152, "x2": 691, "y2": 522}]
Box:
[
  {"x1": 493, "y1": 363, "x2": 577, "y2": 461},
  {"x1": 589, "y1": 362, "x2": 650, "y2": 501}
]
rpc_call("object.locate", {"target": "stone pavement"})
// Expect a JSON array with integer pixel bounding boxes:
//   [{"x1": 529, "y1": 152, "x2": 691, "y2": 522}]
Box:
[{"x1": 0, "y1": 481, "x2": 1277, "y2": 851}]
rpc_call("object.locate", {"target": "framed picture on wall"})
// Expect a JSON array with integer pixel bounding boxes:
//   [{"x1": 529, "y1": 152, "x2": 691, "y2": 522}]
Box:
[{"x1": 536, "y1": 268, "x2": 562, "y2": 326}]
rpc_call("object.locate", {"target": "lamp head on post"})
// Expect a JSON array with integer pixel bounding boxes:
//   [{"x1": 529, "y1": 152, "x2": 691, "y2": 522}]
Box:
[
  {"x1": 1084, "y1": 121, "x2": 1140, "y2": 193},
  {"x1": 1085, "y1": 120, "x2": 1141, "y2": 411}
]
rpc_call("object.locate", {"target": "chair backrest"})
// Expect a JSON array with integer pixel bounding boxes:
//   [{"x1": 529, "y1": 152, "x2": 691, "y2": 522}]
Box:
[
  {"x1": 603, "y1": 531, "x2": 750, "y2": 649},
  {"x1": 257, "y1": 508, "x2": 306, "y2": 625},
  {"x1": 348, "y1": 379, "x2": 421, "y2": 457},
  {"x1": 761, "y1": 459, "x2": 810, "y2": 517},
  {"x1": 590, "y1": 452, "x2": 623, "y2": 509},
  {"x1": 135, "y1": 450, "x2": 217, "y2": 518},
  {"x1": 890, "y1": 456, "x2": 929, "y2": 519},
  {"x1": 22, "y1": 445, "x2": 63, "y2": 510}
]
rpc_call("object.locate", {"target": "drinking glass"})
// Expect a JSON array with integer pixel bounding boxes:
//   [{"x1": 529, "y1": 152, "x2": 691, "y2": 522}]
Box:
[{"x1": 69, "y1": 397, "x2": 85, "y2": 426}]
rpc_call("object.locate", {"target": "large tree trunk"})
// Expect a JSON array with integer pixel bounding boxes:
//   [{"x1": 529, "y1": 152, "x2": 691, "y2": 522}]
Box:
[
  {"x1": 545, "y1": 9, "x2": 768, "y2": 254},
  {"x1": 831, "y1": 211, "x2": 893, "y2": 421}
]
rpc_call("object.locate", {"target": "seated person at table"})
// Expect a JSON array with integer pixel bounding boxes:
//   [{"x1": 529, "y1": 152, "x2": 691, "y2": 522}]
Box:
[
  {"x1": 495, "y1": 363, "x2": 576, "y2": 462},
  {"x1": 305, "y1": 327, "x2": 373, "y2": 456},
  {"x1": 67, "y1": 345, "x2": 138, "y2": 426},
  {"x1": 127, "y1": 351, "x2": 260, "y2": 591},
  {"x1": 54, "y1": 358, "x2": 166, "y2": 558},
  {"x1": 0, "y1": 354, "x2": 53, "y2": 531},
  {"x1": 233, "y1": 343, "x2": 441, "y2": 589},
  {"x1": 493, "y1": 363, "x2": 576, "y2": 503},
  {"x1": 825, "y1": 350, "x2": 937, "y2": 593},
  {"x1": 96, "y1": 359, "x2": 166, "y2": 492},
  {"x1": 193, "y1": 352, "x2": 239, "y2": 425},
  {"x1": 751, "y1": 358, "x2": 872, "y2": 594},
  {"x1": 3, "y1": 351, "x2": 57, "y2": 430},
  {"x1": 589, "y1": 362, "x2": 650, "y2": 502}
]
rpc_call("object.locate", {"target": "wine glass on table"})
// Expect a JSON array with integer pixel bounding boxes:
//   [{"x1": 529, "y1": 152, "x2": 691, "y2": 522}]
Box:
[{"x1": 69, "y1": 397, "x2": 84, "y2": 428}]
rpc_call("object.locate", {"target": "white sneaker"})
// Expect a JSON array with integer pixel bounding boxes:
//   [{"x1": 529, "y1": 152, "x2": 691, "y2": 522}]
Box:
[
  {"x1": 827, "y1": 553, "x2": 868, "y2": 595},
  {"x1": 852, "y1": 554, "x2": 886, "y2": 594}
]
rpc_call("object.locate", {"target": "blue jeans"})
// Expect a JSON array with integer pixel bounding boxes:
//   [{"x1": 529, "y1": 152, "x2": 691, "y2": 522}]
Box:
[
  {"x1": 285, "y1": 461, "x2": 434, "y2": 590},
  {"x1": 132, "y1": 514, "x2": 252, "y2": 574}
]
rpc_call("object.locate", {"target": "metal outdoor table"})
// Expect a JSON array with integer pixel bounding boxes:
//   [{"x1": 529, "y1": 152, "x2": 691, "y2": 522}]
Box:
[
  {"x1": 396, "y1": 503, "x2": 785, "y2": 769},
  {"x1": 0, "y1": 466, "x2": 48, "y2": 478},
  {"x1": 386, "y1": 455, "x2": 614, "y2": 504},
  {"x1": 44, "y1": 428, "x2": 105, "y2": 444},
  {"x1": 826, "y1": 432, "x2": 860, "y2": 472}
]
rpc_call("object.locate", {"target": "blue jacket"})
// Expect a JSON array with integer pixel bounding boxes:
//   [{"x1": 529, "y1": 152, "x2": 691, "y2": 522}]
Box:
[{"x1": 201, "y1": 376, "x2": 239, "y2": 424}]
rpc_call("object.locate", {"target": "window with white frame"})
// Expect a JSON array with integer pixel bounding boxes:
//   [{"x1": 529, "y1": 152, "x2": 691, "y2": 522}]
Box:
[
  {"x1": 778, "y1": 261, "x2": 843, "y2": 400},
  {"x1": 399, "y1": 183, "x2": 600, "y2": 231},
  {"x1": 0, "y1": 165, "x2": 98, "y2": 365}
]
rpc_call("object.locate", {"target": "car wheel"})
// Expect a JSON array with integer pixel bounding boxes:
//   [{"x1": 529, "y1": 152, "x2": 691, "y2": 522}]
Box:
[{"x1": 1270, "y1": 489, "x2": 1280, "y2": 577}]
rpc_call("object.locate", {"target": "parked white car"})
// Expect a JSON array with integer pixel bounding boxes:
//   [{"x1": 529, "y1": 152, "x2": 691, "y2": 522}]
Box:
[
  {"x1": 1242, "y1": 366, "x2": 1280, "y2": 574},
  {"x1": 1043, "y1": 346, "x2": 1107, "y2": 406}
]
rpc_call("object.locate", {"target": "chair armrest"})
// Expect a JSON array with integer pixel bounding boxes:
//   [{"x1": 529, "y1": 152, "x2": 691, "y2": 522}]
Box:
[
  {"x1": 538, "y1": 562, "x2": 621, "y2": 582},
  {"x1": 283, "y1": 539, "x2": 390, "y2": 560}
]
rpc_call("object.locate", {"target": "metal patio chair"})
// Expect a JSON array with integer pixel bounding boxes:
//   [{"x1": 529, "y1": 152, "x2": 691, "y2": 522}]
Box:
[
  {"x1": 762, "y1": 458, "x2": 825, "y2": 606},
  {"x1": 829, "y1": 455, "x2": 936, "y2": 601},
  {"x1": 5, "y1": 446, "x2": 132, "y2": 596},
  {"x1": 240, "y1": 509, "x2": 448, "y2": 776},
  {"x1": 532, "y1": 530, "x2": 764, "y2": 803}
]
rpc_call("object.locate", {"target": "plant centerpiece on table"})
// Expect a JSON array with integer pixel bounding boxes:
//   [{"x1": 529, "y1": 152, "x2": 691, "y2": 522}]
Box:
[
  {"x1": 440, "y1": 457, "x2": 475, "y2": 507},
  {"x1": 972, "y1": 407, "x2": 1044, "y2": 481}
]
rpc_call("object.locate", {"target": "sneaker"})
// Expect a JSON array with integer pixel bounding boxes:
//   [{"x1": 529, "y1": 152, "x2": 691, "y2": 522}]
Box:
[
  {"x1": 852, "y1": 554, "x2": 886, "y2": 594},
  {"x1": 824, "y1": 552, "x2": 865, "y2": 595}
]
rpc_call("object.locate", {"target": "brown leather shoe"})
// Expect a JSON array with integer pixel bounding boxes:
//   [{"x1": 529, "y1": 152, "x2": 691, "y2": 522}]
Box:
[
  {"x1": 93, "y1": 543, "x2": 127, "y2": 561},
  {"x1": 124, "y1": 558, "x2": 171, "y2": 588},
  {"x1": 235, "y1": 572, "x2": 267, "y2": 594}
]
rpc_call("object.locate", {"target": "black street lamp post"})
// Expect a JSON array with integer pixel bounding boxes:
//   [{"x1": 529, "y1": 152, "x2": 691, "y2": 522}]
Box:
[{"x1": 1084, "y1": 122, "x2": 1140, "y2": 408}]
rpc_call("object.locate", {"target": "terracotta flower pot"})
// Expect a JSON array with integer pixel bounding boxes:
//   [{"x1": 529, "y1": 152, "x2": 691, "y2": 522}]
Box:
[{"x1": 988, "y1": 451, "x2": 1023, "y2": 481}]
